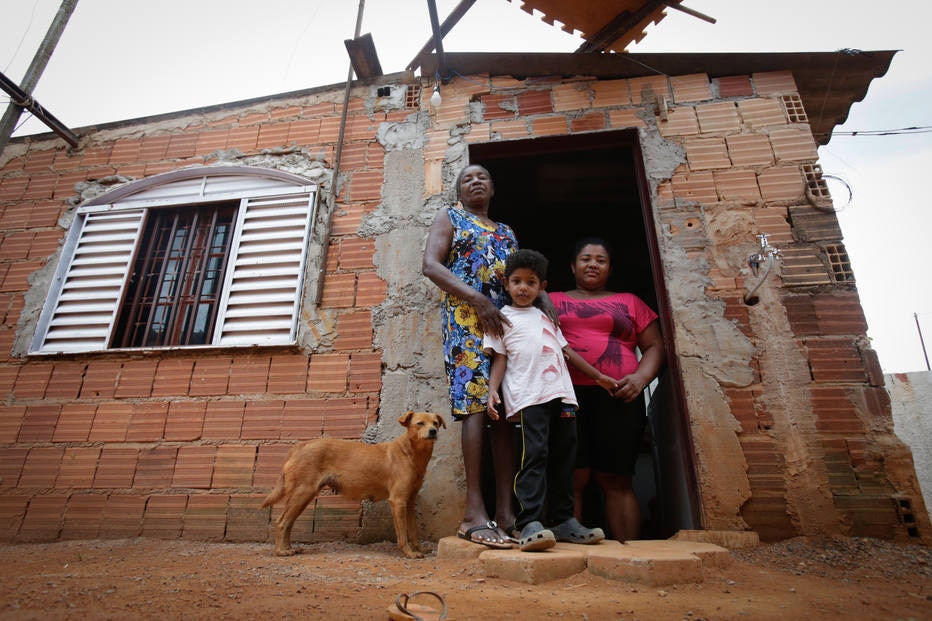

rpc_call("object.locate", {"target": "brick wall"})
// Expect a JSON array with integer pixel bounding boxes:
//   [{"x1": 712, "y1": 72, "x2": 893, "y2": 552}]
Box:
[{"x1": 0, "y1": 64, "x2": 926, "y2": 544}]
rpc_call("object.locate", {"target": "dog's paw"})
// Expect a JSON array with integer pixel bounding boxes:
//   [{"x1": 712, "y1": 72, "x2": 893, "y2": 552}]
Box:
[
  {"x1": 401, "y1": 549, "x2": 425, "y2": 559},
  {"x1": 274, "y1": 548, "x2": 297, "y2": 557}
]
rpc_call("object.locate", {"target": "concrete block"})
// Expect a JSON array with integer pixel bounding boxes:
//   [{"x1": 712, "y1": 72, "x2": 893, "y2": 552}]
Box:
[
  {"x1": 479, "y1": 545, "x2": 588, "y2": 584},
  {"x1": 671, "y1": 529, "x2": 760, "y2": 549},
  {"x1": 436, "y1": 535, "x2": 495, "y2": 560},
  {"x1": 587, "y1": 541, "x2": 703, "y2": 586},
  {"x1": 625, "y1": 539, "x2": 732, "y2": 568}
]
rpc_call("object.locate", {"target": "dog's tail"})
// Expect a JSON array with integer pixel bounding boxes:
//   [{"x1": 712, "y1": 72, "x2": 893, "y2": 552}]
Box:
[{"x1": 260, "y1": 476, "x2": 285, "y2": 508}]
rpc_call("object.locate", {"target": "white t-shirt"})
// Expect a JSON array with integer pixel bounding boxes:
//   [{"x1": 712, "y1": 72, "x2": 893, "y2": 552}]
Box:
[{"x1": 483, "y1": 305, "x2": 578, "y2": 419}]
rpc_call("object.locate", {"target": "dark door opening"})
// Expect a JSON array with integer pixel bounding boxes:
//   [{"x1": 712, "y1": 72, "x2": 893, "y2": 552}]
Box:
[{"x1": 470, "y1": 130, "x2": 700, "y2": 538}]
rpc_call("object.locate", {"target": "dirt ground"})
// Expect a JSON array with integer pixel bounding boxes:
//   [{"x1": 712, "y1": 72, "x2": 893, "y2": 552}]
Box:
[{"x1": 0, "y1": 535, "x2": 930, "y2": 620}]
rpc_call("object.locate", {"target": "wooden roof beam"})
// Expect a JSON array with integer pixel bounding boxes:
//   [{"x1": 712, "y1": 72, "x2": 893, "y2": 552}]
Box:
[{"x1": 574, "y1": 0, "x2": 667, "y2": 53}]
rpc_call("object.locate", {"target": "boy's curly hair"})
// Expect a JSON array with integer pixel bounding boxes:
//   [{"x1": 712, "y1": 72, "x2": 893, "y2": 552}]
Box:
[{"x1": 505, "y1": 249, "x2": 548, "y2": 281}]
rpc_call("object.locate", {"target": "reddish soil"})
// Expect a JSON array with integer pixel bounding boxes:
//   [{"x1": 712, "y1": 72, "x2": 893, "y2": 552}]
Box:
[{"x1": 0, "y1": 536, "x2": 929, "y2": 620}]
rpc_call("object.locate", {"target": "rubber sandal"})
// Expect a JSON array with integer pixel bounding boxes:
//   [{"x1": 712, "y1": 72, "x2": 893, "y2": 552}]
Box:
[
  {"x1": 387, "y1": 591, "x2": 453, "y2": 620},
  {"x1": 456, "y1": 521, "x2": 512, "y2": 549},
  {"x1": 517, "y1": 521, "x2": 556, "y2": 552},
  {"x1": 551, "y1": 517, "x2": 605, "y2": 544}
]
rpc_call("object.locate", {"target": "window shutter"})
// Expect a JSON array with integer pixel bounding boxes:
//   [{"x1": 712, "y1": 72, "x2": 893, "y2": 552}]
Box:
[
  {"x1": 33, "y1": 209, "x2": 146, "y2": 353},
  {"x1": 214, "y1": 190, "x2": 316, "y2": 346}
]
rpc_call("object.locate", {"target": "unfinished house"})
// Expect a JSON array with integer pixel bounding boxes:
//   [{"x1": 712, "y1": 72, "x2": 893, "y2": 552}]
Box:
[{"x1": 0, "y1": 1, "x2": 928, "y2": 546}]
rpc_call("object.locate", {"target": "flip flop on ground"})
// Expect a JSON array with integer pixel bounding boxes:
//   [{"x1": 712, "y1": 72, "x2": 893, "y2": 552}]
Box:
[
  {"x1": 551, "y1": 517, "x2": 605, "y2": 544},
  {"x1": 387, "y1": 591, "x2": 453, "y2": 620},
  {"x1": 456, "y1": 521, "x2": 512, "y2": 549},
  {"x1": 517, "y1": 521, "x2": 556, "y2": 552}
]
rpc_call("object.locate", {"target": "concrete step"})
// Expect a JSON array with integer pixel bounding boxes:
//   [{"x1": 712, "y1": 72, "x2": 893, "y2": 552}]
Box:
[{"x1": 437, "y1": 535, "x2": 735, "y2": 585}]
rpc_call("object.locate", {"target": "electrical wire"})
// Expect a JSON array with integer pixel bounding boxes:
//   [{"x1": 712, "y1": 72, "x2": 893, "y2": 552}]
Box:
[
  {"x1": 833, "y1": 126, "x2": 932, "y2": 136},
  {"x1": 3, "y1": 0, "x2": 43, "y2": 73}
]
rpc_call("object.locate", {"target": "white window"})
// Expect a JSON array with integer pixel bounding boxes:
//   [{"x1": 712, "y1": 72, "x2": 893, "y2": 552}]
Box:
[{"x1": 31, "y1": 166, "x2": 317, "y2": 354}]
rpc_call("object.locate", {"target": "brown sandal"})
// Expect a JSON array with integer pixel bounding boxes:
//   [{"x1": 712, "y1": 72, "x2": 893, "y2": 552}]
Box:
[{"x1": 387, "y1": 591, "x2": 452, "y2": 620}]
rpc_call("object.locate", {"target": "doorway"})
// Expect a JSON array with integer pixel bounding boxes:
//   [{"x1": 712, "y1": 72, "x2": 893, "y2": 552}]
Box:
[{"x1": 470, "y1": 130, "x2": 700, "y2": 538}]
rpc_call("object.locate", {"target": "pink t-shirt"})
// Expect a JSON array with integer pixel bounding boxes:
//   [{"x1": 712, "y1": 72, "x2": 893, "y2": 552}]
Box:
[{"x1": 550, "y1": 291, "x2": 658, "y2": 385}]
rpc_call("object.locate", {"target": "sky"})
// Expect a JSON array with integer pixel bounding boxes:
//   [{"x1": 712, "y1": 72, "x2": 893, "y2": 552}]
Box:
[{"x1": 2, "y1": 0, "x2": 930, "y2": 373}]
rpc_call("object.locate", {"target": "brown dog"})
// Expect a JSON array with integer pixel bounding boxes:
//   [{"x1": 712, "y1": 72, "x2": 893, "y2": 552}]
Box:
[{"x1": 261, "y1": 411, "x2": 445, "y2": 558}]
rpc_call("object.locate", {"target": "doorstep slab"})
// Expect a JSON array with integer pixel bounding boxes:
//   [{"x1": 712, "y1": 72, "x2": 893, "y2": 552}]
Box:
[
  {"x1": 478, "y1": 543, "x2": 589, "y2": 584},
  {"x1": 586, "y1": 541, "x2": 704, "y2": 586}
]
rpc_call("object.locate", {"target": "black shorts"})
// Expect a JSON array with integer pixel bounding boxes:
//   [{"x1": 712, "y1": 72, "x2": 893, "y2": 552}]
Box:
[{"x1": 574, "y1": 384, "x2": 647, "y2": 476}]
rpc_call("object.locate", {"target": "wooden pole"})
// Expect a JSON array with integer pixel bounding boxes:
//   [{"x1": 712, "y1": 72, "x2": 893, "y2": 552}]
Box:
[{"x1": 0, "y1": 0, "x2": 79, "y2": 153}]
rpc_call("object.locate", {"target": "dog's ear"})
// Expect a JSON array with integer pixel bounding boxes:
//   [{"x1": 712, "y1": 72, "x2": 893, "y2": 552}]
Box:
[
  {"x1": 398, "y1": 410, "x2": 414, "y2": 426},
  {"x1": 434, "y1": 413, "x2": 446, "y2": 428}
]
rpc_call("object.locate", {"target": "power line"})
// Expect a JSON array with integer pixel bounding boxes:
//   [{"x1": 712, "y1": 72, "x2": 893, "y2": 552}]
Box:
[{"x1": 833, "y1": 125, "x2": 932, "y2": 136}]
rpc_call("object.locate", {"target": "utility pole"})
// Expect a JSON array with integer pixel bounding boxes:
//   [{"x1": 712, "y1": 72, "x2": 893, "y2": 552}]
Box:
[{"x1": 0, "y1": 0, "x2": 79, "y2": 154}]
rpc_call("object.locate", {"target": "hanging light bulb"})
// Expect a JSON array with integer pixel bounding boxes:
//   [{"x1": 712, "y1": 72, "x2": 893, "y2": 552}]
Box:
[{"x1": 430, "y1": 84, "x2": 442, "y2": 108}]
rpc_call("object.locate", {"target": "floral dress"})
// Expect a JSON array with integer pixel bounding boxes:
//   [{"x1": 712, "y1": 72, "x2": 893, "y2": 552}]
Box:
[{"x1": 441, "y1": 206, "x2": 517, "y2": 419}]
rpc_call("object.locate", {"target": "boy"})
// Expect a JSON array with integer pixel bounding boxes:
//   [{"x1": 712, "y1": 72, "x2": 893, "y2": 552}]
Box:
[{"x1": 484, "y1": 249, "x2": 616, "y2": 551}]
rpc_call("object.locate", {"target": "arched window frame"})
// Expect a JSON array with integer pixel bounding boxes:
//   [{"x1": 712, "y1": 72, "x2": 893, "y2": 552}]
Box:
[{"x1": 30, "y1": 166, "x2": 318, "y2": 354}]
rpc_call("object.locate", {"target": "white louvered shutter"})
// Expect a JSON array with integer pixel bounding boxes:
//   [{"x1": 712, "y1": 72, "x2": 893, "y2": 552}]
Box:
[
  {"x1": 214, "y1": 191, "x2": 316, "y2": 346},
  {"x1": 33, "y1": 209, "x2": 146, "y2": 353}
]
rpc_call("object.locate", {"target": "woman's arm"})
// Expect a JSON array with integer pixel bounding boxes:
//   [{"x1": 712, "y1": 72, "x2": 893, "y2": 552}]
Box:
[
  {"x1": 562, "y1": 345, "x2": 617, "y2": 393},
  {"x1": 613, "y1": 320, "x2": 665, "y2": 403},
  {"x1": 421, "y1": 209, "x2": 508, "y2": 338}
]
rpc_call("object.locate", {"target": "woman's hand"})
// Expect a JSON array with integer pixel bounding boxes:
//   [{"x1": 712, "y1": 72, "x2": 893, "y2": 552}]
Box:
[
  {"x1": 612, "y1": 373, "x2": 647, "y2": 403},
  {"x1": 475, "y1": 296, "x2": 509, "y2": 339}
]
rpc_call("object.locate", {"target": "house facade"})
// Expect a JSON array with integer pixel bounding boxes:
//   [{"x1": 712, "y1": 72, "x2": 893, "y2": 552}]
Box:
[{"x1": 0, "y1": 50, "x2": 928, "y2": 545}]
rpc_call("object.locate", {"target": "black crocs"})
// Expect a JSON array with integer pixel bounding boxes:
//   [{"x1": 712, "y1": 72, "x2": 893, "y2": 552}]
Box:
[
  {"x1": 517, "y1": 521, "x2": 556, "y2": 552},
  {"x1": 551, "y1": 517, "x2": 605, "y2": 544}
]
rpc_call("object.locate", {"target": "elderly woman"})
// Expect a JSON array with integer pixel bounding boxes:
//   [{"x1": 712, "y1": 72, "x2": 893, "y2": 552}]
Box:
[{"x1": 422, "y1": 164, "x2": 516, "y2": 548}]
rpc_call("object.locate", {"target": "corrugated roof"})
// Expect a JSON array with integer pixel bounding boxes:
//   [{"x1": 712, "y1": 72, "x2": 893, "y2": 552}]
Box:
[
  {"x1": 506, "y1": 0, "x2": 670, "y2": 51},
  {"x1": 420, "y1": 50, "x2": 896, "y2": 144}
]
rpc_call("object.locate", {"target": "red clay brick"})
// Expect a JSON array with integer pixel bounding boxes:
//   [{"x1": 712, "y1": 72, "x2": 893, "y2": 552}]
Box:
[
  {"x1": 281, "y1": 400, "x2": 325, "y2": 440},
  {"x1": 88, "y1": 403, "x2": 130, "y2": 442},
  {"x1": 44, "y1": 361, "x2": 86, "y2": 400},
  {"x1": 347, "y1": 170, "x2": 383, "y2": 202},
  {"x1": 334, "y1": 311, "x2": 373, "y2": 351},
  {"x1": 226, "y1": 493, "x2": 271, "y2": 542},
  {"x1": 241, "y1": 400, "x2": 284, "y2": 440},
  {"x1": 19, "y1": 495, "x2": 67, "y2": 541},
  {"x1": 61, "y1": 494, "x2": 107, "y2": 539},
  {"x1": 18, "y1": 404, "x2": 60, "y2": 442},
  {"x1": 307, "y1": 354, "x2": 350, "y2": 393},
  {"x1": 670, "y1": 73, "x2": 712, "y2": 103},
  {"x1": 0, "y1": 495, "x2": 28, "y2": 538},
  {"x1": 142, "y1": 495, "x2": 187, "y2": 538},
  {"x1": 267, "y1": 355, "x2": 310, "y2": 395},
  {"x1": 685, "y1": 137, "x2": 731, "y2": 170},
  {"x1": 79, "y1": 360, "x2": 121, "y2": 398},
  {"x1": 516, "y1": 90, "x2": 553, "y2": 116},
  {"x1": 183, "y1": 494, "x2": 229, "y2": 540},
  {"x1": 201, "y1": 401, "x2": 245, "y2": 440},
  {"x1": 56, "y1": 447, "x2": 100, "y2": 489},
  {"x1": 94, "y1": 448, "x2": 138, "y2": 488},
  {"x1": 100, "y1": 494, "x2": 146, "y2": 538},
  {"x1": 189, "y1": 357, "x2": 232, "y2": 397},
  {"x1": 12, "y1": 363, "x2": 53, "y2": 400},
  {"x1": 173, "y1": 446, "x2": 217, "y2": 488},
  {"x1": 126, "y1": 401, "x2": 168, "y2": 442},
  {"x1": 320, "y1": 398, "x2": 370, "y2": 439},
  {"x1": 165, "y1": 400, "x2": 206, "y2": 441},
  {"x1": 715, "y1": 75, "x2": 754, "y2": 98},
  {"x1": 0, "y1": 447, "x2": 28, "y2": 486},
  {"x1": 254, "y1": 444, "x2": 292, "y2": 487},
  {"x1": 212, "y1": 445, "x2": 256, "y2": 488},
  {"x1": 355, "y1": 271, "x2": 387, "y2": 307},
  {"x1": 19, "y1": 446, "x2": 65, "y2": 488},
  {"x1": 570, "y1": 111, "x2": 606, "y2": 132},
  {"x1": 531, "y1": 115, "x2": 570, "y2": 136},
  {"x1": 134, "y1": 447, "x2": 179, "y2": 489},
  {"x1": 320, "y1": 272, "x2": 356, "y2": 308},
  {"x1": 115, "y1": 359, "x2": 158, "y2": 398},
  {"x1": 229, "y1": 355, "x2": 272, "y2": 395},
  {"x1": 152, "y1": 358, "x2": 194, "y2": 397},
  {"x1": 349, "y1": 352, "x2": 381, "y2": 393}
]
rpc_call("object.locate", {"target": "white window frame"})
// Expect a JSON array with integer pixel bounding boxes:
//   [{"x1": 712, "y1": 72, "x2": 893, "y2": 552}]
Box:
[{"x1": 30, "y1": 166, "x2": 318, "y2": 354}]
